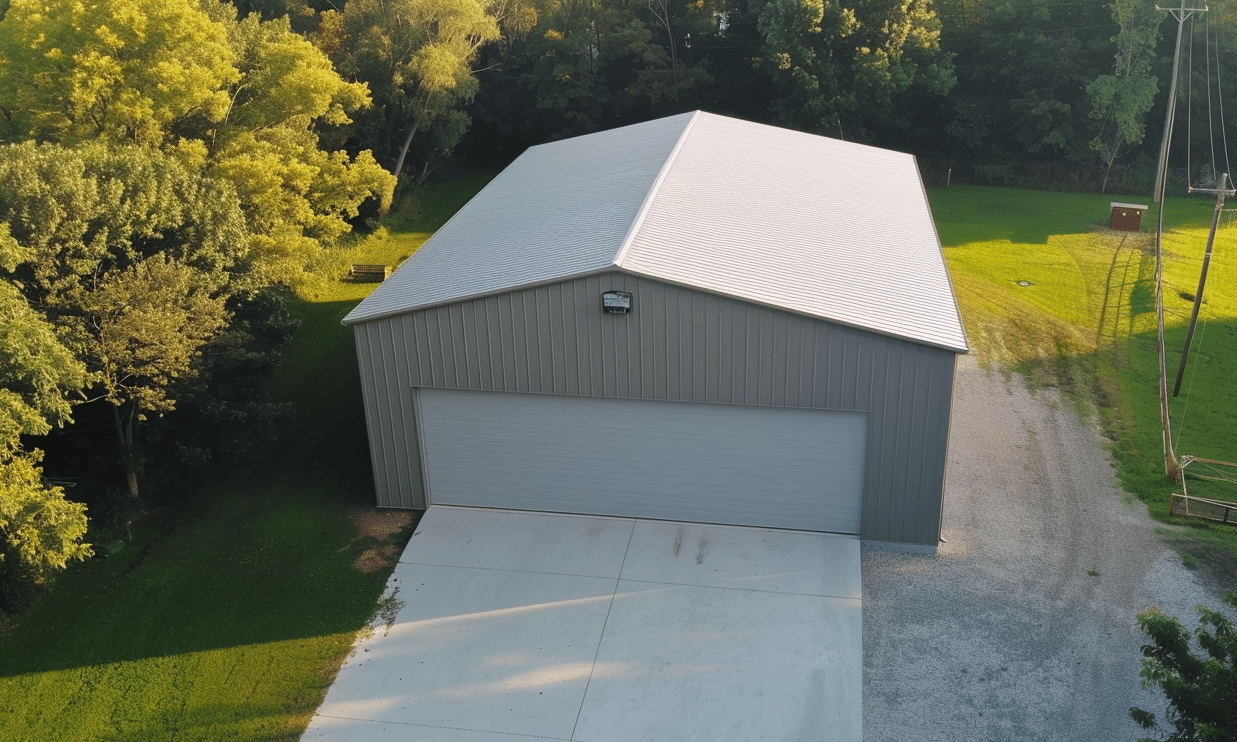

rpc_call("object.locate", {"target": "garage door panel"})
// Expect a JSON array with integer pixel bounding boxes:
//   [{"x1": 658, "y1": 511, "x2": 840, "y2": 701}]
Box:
[{"x1": 417, "y1": 389, "x2": 866, "y2": 533}]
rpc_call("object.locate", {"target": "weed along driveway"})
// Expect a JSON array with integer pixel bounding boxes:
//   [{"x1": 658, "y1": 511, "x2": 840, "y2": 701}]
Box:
[{"x1": 303, "y1": 506, "x2": 862, "y2": 741}]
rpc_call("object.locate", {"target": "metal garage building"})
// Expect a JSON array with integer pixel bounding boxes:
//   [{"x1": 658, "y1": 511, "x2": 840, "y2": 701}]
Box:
[{"x1": 343, "y1": 111, "x2": 968, "y2": 550}]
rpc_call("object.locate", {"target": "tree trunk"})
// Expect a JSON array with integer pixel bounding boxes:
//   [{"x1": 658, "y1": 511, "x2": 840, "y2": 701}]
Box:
[
  {"x1": 391, "y1": 116, "x2": 423, "y2": 187},
  {"x1": 111, "y1": 402, "x2": 140, "y2": 500},
  {"x1": 649, "y1": 0, "x2": 679, "y2": 91}
]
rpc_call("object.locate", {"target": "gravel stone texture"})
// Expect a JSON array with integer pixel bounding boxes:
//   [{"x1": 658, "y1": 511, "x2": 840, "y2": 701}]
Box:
[{"x1": 863, "y1": 355, "x2": 1233, "y2": 742}]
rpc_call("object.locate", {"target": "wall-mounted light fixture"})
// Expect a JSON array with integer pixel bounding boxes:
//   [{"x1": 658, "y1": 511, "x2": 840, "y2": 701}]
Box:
[{"x1": 602, "y1": 290, "x2": 632, "y2": 314}]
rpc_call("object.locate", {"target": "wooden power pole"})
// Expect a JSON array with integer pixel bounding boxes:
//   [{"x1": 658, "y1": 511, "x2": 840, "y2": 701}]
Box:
[
  {"x1": 1172, "y1": 173, "x2": 1234, "y2": 397},
  {"x1": 1153, "y1": 0, "x2": 1207, "y2": 479}
]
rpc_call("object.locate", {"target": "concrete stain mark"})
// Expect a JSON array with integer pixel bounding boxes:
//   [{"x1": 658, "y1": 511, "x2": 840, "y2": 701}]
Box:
[
  {"x1": 697, "y1": 534, "x2": 711, "y2": 564},
  {"x1": 673, "y1": 526, "x2": 684, "y2": 557}
]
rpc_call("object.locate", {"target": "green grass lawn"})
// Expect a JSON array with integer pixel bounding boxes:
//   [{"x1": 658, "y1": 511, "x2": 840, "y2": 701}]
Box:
[
  {"x1": 0, "y1": 176, "x2": 492, "y2": 741},
  {"x1": 932, "y1": 185, "x2": 1237, "y2": 581}
]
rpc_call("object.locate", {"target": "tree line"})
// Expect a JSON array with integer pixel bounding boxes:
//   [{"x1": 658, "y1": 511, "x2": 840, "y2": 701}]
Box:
[{"x1": 238, "y1": 0, "x2": 1237, "y2": 197}]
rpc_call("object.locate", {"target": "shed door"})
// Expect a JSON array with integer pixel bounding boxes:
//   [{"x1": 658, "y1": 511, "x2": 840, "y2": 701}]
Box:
[{"x1": 416, "y1": 389, "x2": 867, "y2": 534}]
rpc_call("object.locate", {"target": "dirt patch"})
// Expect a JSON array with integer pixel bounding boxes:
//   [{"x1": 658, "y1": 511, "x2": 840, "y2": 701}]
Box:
[
  {"x1": 348, "y1": 509, "x2": 413, "y2": 540},
  {"x1": 347, "y1": 509, "x2": 414, "y2": 573},
  {"x1": 353, "y1": 544, "x2": 400, "y2": 574}
]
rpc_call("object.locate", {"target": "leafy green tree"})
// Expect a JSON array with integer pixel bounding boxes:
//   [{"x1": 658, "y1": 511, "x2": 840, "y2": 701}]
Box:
[
  {"x1": 0, "y1": 0, "x2": 395, "y2": 284},
  {"x1": 0, "y1": 142, "x2": 245, "y2": 501},
  {"x1": 86, "y1": 255, "x2": 230, "y2": 500},
  {"x1": 463, "y1": 0, "x2": 722, "y2": 161},
  {"x1": 935, "y1": 0, "x2": 1115, "y2": 183},
  {"x1": 0, "y1": 229, "x2": 90, "y2": 611},
  {"x1": 1088, "y1": 0, "x2": 1161, "y2": 193},
  {"x1": 204, "y1": 2, "x2": 395, "y2": 281},
  {"x1": 319, "y1": 0, "x2": 504, "y2": 184},
  {"x1": 751, "y1": 0, "x2": 954, "y2": 139},
  {"x1": 162, "y1": 287, "x2": 300, "y2": 468},
  {"x1": 0, "y1": 142, "x2": 247, "y2": 312},
  {"x1": 0, "y1": 0, "x2": 237, "y2": 147},
  {"x1": 1130, "y1": 590, "x2": 1237, "y2": 741}
]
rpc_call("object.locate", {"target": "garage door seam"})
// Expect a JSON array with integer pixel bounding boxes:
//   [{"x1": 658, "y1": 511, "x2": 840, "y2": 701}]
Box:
[{"x1": 569, "y1": 521, "x2": 637, "y2": 741}]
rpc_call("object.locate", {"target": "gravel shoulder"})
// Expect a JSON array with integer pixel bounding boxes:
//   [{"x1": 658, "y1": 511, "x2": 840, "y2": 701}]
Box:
[{"x1": 862, "y1": 354, "x2": 1232, "y2": 741}]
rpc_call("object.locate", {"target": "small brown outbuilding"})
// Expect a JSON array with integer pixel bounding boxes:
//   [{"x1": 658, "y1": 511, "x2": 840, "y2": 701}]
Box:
[{"x1": 1109, "y1": 202, "x2": 1149, "y2": 232}]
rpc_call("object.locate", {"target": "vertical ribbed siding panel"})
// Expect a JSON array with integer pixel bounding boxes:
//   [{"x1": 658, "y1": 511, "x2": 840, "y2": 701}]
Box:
[
  {"x1": 861, "y1": 338, "x2": 890, "y2": 541},
  {"x1": 354, "y1": 322, "x2": 425, "y2": 509},
  {"x1": 353, "y1": 326, "x2": 385, "y2": 502},
  {"x1": 665, "y1": 288, "x2": 682, "y2": 401},
  {"x1": 357, "y1": 271, "x2": 959, "y2": 545},
  {"x1": 715, "y1": 298, "x2": 733, "y2": 404},
  {"x1": 626, "y1": 276, "x2": 646, "y2": 398},
  {"x1": 903, "y1": 348, "x2": 935, "y2": 543},
  {"x1": 380, "y1": 319, "x2": 410, "y2": 507},
  {"x1": 704, "y1": 295, "x2": 720, "y2": 403},
  {"x1": 923, "y1": 352, "x2": 958, "y2": 542},
  {"x1": 898, "y1": 350, "x2": 926, "y2": 542}
]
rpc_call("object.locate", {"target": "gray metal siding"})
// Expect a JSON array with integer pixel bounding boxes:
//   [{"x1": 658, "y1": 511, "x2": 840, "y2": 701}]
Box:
[
  {"x1": 354, "y1": 324, "x2": 424, "y2": 509},
  {"x1": 352, "y1": 271, "x2": 957, "y2": 545}
]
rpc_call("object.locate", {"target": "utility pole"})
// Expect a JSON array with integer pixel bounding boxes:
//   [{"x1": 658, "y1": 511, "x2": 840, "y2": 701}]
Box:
[
  {"x1": 1172, "y1": 172, "x2": 1234, "y2": 396},
  {"x1": 1153, "y1": 0, "x2": 1207, "y2": 205},
  {"x1": 1153, "y1": 0, "x2": 1207, "y2": 479}
]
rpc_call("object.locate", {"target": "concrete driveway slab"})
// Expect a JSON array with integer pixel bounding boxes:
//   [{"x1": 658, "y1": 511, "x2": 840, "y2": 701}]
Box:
[
  {"x1": 574, "y1": 581, "x2": 861, "y2": 742},
  {"x1": 304, "y1": 506, "x2": 862, "y2": 742},
  {"x1": 311, "y1": 562, "x2": 616, "y2": 739}
]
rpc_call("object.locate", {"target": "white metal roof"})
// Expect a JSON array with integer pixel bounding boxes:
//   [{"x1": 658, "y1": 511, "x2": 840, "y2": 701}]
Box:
[{"x1": 344, "y1": 111, "x2": 968, "y2": 353}]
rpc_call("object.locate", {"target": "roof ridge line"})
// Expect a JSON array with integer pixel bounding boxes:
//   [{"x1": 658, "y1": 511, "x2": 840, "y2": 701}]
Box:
[{"x1": 611, "y1": 110, "x2": 702, "y2": 268}]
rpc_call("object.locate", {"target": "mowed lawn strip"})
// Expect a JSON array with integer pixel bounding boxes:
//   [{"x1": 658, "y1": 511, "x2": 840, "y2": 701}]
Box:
[
  {"x1": 0, "y1": 177, "x2": 492, "y2": 741},
  {"x1": 932, "y1": 185, "x2": 1237, "y2": 578}
]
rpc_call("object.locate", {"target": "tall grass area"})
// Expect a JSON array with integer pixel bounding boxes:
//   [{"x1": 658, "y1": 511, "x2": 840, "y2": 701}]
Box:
[
  {"x1": 933, "y1": 186, "x2": 1237, "y2": 582},
  {"x1": 0, "y1": 175, "x2": 492, "y2": 741}
]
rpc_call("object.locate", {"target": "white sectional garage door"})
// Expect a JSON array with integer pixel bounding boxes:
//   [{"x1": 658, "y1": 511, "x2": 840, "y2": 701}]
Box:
[{"x1": 416, "y1": 389, "x2": 867, "y2": 533}]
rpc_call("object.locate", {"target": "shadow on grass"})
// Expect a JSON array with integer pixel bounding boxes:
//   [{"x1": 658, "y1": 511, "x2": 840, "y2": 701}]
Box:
[{"x1": 0, "y1": 297, "x2": 417, "y2": 678}]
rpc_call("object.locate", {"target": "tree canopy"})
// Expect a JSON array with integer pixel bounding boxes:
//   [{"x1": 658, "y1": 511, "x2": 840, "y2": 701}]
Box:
[
  {"x1": 0, "y1": 229, "x2": 90, "y2": 609},
  {"x1": 1130, "y1": 591, "x2": 1237, "y2": 742},
  {"x1": 0, "y1": 0, "x2": 395, "y2": 601}
]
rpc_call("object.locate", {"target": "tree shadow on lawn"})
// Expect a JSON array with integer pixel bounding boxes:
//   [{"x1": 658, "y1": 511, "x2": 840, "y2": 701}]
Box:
[
  {"x1": 0, "y1": 474, "x2": 420, "y2": 678},
  {"x1": 0, "y1": 297, "x2": 419, "y2": 677}
]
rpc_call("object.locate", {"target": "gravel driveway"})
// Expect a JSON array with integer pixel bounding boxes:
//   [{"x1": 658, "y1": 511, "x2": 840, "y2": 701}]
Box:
[{"x1": 862, "y1": 355, "x2": 1231, "y2": 741}]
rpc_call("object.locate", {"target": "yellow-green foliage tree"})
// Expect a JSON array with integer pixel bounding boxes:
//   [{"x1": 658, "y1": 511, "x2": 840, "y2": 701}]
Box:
[
  {"x1": 318, "y1": 0, "x2": 506, "y2": 185},
  {"x1": 0, "y1": 0, "x2": 396, "y2": 527},
  {"x1": 0, "y1": 0, "x2": 396, "y2": 284},
  {"x1": 0, "y1": 229, "x2": 89, "y2": 612}
]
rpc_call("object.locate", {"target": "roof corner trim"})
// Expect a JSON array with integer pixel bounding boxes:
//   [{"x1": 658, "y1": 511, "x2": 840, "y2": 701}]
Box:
[{"x1": 611, "y1": 110, "x2": 703, "y2": 268}]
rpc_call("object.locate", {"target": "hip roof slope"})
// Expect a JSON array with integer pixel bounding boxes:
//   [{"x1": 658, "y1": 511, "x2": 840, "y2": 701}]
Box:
[{"x1": 620, "y1": 114, "x2": 967, "y2": 352}]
